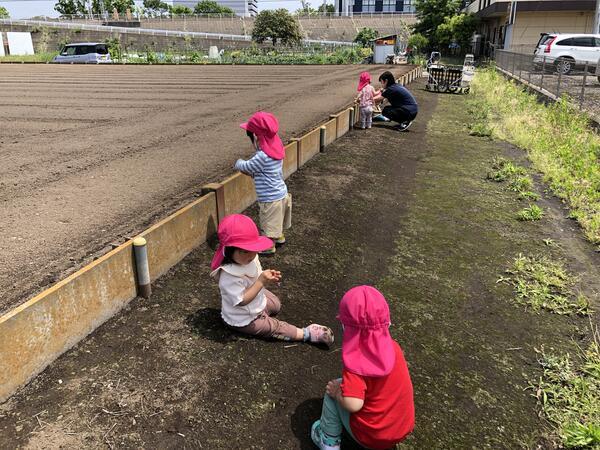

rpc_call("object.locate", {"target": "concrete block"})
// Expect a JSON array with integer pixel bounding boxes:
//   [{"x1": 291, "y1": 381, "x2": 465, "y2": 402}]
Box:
[
  {"x1": 0, "y1": 242, "x2": 137, "y2": 403},
  {"x1": 336, "y1": 108, "x2": 351, "y2": 138},
  {"x1": 221, "y1": 171, "x2": 257, "y2": 217},
  {"x1": 324, "y1": 118, "x2": 337, "y2": 146},
  {"x1": 282, "y1": 141, "x2": 298, "y2": 179},
  {"x1": 141, "y1": 193, "x2": 218, "y2": 281}
]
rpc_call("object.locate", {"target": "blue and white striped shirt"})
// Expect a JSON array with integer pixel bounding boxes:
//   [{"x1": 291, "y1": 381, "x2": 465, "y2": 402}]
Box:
[{"x1": 234, "y1": 150, "x2": 288, "y2": 203}]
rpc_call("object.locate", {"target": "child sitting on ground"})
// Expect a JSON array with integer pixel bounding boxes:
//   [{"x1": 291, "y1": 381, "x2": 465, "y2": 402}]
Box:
[
  {"x1": 210, "y1": 214, "x2": 334, "y2": 346},
  {"x1": 311, "y1": 285, "x2": 414, "y2": 450},
  {"x1": 235, "y1": 112, "x2": 291, "y2": 255},
  {"x1": 355, "y1": 72, "x2": 377, "y2": 130}
]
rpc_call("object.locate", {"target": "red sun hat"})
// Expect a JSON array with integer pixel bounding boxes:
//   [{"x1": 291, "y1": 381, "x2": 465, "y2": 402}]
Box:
[
  {"x1": 210, "y1": 214, "x2": 274, "y2": 270},
  {"x1": 337, "y1": 285, "x2": 396, "y2": 377},
  {"x1": 240, "y1": 111, "x2": 285, "y2": 160},
  {"x1": 357, "y1": 71, "x2": 371, "y2": 92}
]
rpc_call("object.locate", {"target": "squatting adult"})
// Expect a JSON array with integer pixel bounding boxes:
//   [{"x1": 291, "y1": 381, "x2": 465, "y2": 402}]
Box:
[{"x1": 374, "y1": 71, "x2": 418, "y2": 131}]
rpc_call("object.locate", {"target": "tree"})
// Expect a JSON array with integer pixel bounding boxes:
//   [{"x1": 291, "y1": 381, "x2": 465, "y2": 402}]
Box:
[
  {"x1": 435, "y1": 13, "x2": 478, "y2": 50},
  {"x1": 194, "y1": 0, "x2": 234, "y2": 14},
  {"x1": 317, "y1": 3, "x2": 335, "y2": 13},
  {"x1": 54, "y1": 0, "x2": 86, "y2": 16},
  {"x1": 143, "y1": 0, "x2": 169, "y2": 15},
  {"x1": 413, "y1": 0, "x2": 461, "y2": 46},
  {"x1": 91, "y1": 0, "x2": 134, "y2": 14},
  {"x1": 354, "y1": 27, "x2": 378, "y2": 47},
  {"x1": 0, "y1": 6, "x2": 9, "y2": 18},
  {"x1": 407, "y1": 32, "x2": 428, "y2": 53},
  {"x1": 170, "y1": 4, "x2": 193, "y2": 14},
  {"x1": 252, "y1": 9, "x2": 303, "y2": 46}
]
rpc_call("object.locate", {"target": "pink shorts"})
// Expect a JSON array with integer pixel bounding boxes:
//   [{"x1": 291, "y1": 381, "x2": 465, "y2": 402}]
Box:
[{"x1": 231, "y1": 290, "x2": 300, "y2": 341}]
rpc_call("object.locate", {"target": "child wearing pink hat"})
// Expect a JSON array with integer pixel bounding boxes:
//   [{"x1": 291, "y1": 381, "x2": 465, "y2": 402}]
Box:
[
  {"x1": 355, "y1": 72, "x2": 377, "y2": 130},
  {"x1": 311, "y1": 286, "x2": 414, "y2": 450},
  {"x1": 210, "y1": 214, "x2": 334, "y2": 345},
  {"x1": 235, "y1": 111, "x2": 291, "y2": 255}
]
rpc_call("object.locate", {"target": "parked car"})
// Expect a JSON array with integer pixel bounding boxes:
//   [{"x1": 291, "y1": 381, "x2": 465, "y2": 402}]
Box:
[
  {"x1": 52, "y1": 43, "x2": 111, "y2": 64},
  {"x1": 533, "y1": 33, "x2": 600, "y2": 76}
]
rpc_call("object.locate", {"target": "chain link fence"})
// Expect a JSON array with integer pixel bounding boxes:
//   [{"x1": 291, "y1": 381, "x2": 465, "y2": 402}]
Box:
[{"x1": 495, "y1": 49, "x2": 600, "y2": 122}]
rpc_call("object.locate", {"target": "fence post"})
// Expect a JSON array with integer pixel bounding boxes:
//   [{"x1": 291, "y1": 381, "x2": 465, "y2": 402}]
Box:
[
  {"x1": 556, "y1": 63, "x2": 562, "y2": 98},
  {"x1": 511, "y1": 52, "x2": 516, "y2": 75},
  {"x1": 580, "y1": 62, "x2": 588, "y2": 110},
  {"x1": 540, "y1": 56, "x2": 546, "y2": 91},
  {"x1": 519, "y1": 53, "x2": 523, "y2": 79}
]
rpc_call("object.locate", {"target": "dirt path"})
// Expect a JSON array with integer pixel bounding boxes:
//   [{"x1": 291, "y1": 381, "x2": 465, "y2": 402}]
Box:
[
  {"x1": 1, "y1": 81, "x2": 598, "y2": 449},
  {"x1": 0, "y1": 64, "x2": 404, "y2": 314}
]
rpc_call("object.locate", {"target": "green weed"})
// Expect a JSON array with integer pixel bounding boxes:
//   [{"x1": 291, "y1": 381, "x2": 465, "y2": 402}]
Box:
[
  {"x1": 517, "y1": 204, "x2": 544, "y2": 221},
  {"x1": 486, "y1": 157, "x2": 527, "y2": 182},
  {"x1": 501, "y1": 254, "x2": 591, "y2": 315},
  {"x1": 472, "y1": 69, "x2": 600, "y2": 246},
  {"x1": 517, "y1": 191, "x2": 540, "y2": 201},
  {"x1": 531, "y1": 333, "x2": 600, "y2": 448}
]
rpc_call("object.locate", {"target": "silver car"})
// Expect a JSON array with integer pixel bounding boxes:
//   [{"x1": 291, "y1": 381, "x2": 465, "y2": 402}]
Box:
[{"x1": 53, "y1": 43, "x2": 112, "y2": 64}]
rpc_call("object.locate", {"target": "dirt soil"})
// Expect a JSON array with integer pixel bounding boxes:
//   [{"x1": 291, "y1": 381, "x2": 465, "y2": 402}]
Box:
[
  {"x1": 0, "y1": 64, "x2": 405, "y2": 314},
  {"x1": 1, "y1": 81, "x2": 599, "y2": 449}
]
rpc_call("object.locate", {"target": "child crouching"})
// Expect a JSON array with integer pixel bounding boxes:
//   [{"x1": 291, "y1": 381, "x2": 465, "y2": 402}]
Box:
[{"x1": 210, "y1": 214, "x2": 333, "y2": 346}]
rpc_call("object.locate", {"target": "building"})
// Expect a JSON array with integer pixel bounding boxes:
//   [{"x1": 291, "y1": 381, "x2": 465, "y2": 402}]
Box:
[
  {"x1": 335, "y1": 0, "x2": 415, "y2": 16},
  {"x1": 464, "y1": 0, "x2": 598, "y2": 54},
  {"x1": 171, "y1": 0, "x2": 257, "y2": 16}
]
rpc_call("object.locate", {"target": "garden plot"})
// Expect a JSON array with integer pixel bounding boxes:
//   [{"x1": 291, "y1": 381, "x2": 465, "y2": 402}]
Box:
[{"x1": 0, "y1": 63, "x2": 406, "y2": 315}]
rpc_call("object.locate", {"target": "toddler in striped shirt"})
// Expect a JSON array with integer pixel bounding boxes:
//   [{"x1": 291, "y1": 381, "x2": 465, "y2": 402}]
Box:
[{"x1": 234, "y1": 112, "x2": 292, "y2": 255}]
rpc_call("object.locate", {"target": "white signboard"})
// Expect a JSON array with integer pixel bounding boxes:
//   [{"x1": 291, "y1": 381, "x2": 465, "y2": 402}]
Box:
[
  {"x1": 0, "y1": 34, "x2": 4, "y2": 57},
  {"x1": 7, "y1": 32, "x2": 34, "y2": 56}
]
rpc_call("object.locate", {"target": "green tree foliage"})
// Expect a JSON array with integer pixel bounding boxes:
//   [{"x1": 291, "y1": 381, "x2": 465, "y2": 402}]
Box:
[
  {"x1": 170, "y1": 4, "x2": 193, "y2": 14},
  {"x1": 317, "y1": 3, "x2": 335, "y2": 13},
  {"x1": 353, "y1": 27, "x2": 378, "y2": 47},
  {"x1": 296, "y1": 2, "x2": 334, "y2": 15},
  {"x1": 54, "y1": 0, "x2": 86, "y2": 16},
  {"x1": 435, "y1": 13, "x2": 478, "y2": 49},
  {"x1": 91, "y1": 0, "x2": 134, "y2": 14},
  {"x1": 143, "y1": 0, "x2": 170, "y2": 15},
  {"x1": 413, "y1": 0, "x2": 460, "y2": 46},
  {"x1": 0, "y1": 6, "x2": 10, "y2": 18},
  {"x1": 194, "y1": 0, "x2": 234, "y2": 14},
  {"x1": 252, "y1": 9, "x2": 303, "y2": 46},
  {"x1": 407, "y1": 32, "x2": 428, "y2": 53}
]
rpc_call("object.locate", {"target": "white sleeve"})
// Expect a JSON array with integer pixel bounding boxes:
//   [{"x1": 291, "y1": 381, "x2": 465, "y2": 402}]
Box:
[{"x1": 219, "y1": 272, "x2": 245, "y2": 307}]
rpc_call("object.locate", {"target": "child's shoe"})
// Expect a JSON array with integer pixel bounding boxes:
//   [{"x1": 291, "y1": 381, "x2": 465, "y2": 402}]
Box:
[
  {"x1": 274, "y1": 235, "x2": 286, "y2": 246},
  {"x1": 311, "y1": 420, "x2": 340, "y2": 450},
  {"x1": 306, "y1": 324, "x2": 334, "y2": 347},
  {"x1": 259, "y1": 245, "x2": 276, "y2": 256}
]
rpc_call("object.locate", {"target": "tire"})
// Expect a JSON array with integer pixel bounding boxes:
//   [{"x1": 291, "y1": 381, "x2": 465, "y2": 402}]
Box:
[
  {"x1": 448, "y1": 86, "x2": 459, "y2": 93},
  {"x1": 463, "y1": 87, "x2": 470, "y2": 94},
  {"x1": 555, "y1": 57, "x2": 574, "y2": 75},
  {"x1": 597, "y1": 76, "x2": 600, "y2": 83}
]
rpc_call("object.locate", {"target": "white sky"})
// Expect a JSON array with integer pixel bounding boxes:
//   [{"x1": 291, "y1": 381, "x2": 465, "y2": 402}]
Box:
[{"x1": 0, "y1": 0, "x2": 320, "y2": 19}]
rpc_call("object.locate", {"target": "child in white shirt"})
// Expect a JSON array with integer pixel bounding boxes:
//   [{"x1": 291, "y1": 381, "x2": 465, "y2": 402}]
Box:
[{"x1": 210, "y1": 214, "x2": 334, "y2": 345}]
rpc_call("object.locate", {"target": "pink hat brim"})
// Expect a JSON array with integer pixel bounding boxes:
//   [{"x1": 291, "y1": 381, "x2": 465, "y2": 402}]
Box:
[
  {"x1": 341, "y1": 325, "x2": 396, "y2": 377},
  {"x1": 232, "y1": 235, "x2": 274, "y2": 252}
]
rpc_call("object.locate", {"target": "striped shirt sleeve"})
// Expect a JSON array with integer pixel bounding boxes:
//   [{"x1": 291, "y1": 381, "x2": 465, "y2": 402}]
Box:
[{"x1": 234, "y1": 153, "x2": 266, "y2": 175}]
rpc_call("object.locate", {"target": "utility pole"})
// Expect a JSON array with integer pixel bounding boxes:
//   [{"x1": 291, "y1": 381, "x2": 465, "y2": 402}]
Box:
[{"x1": 594, "y1": 0, "x2": 600, "y2": 34}]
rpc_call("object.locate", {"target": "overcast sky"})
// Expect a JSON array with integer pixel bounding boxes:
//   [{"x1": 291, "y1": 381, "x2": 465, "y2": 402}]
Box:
[{"x1": 0, "y1": 0, "x2": 316, "y2": 19}]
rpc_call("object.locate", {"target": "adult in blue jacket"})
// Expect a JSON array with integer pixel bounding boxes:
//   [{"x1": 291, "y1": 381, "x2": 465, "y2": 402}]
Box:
[{"x1": 374, "y1": 71, "x2": 418, "y2": 131}]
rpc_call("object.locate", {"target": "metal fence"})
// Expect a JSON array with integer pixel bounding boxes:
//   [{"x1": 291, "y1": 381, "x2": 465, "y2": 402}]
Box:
[{"x1": 495, "y1": 49, "x2": 600, "y2": 121}]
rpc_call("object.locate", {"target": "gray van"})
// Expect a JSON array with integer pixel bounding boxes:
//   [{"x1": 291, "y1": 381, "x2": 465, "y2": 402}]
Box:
[{"x1": 53, "y1": 43, "x2": 112, "y2": 64}]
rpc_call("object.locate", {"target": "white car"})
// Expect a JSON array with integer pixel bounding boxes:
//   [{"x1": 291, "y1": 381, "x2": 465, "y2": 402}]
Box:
[
  {"x1": 533, "y1": 33, "x2": 600, "y2": 75},
  {"x1": 52, "y1": 43, "x2": 112, "y2": 64}
]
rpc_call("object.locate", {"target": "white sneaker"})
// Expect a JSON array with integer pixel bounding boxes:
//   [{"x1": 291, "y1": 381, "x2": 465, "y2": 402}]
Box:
[{"x1": 311, "y1": 420, "x2": 341, "y2": 450}]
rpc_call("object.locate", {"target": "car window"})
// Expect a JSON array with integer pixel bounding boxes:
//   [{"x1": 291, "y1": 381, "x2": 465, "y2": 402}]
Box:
[
  {"x1": 572, "y1": 37, "x2": 594, "y2": 47},
  {"x1": 61, "y1": 46, "x2": 77, "y2": 56},
  {"x1": 595, "y1": 38, "x2": 600, "y2": 47},
  {"x1": 555, "y1": 38, "x2": 574, "y2": 46},
  {"x1": 539, "y1": 35, "x2": 555, "y2": 46},
  {"x1": 95, "y1": 45, "x2": 109, "y2": 55},
  {"x1": 76, "y1": 46, "x2": 95, "y2": 55}
]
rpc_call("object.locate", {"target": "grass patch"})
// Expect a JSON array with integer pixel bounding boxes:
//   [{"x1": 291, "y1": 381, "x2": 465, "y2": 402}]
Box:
[
  {"x1": 531, "y1": 333, "x2": 600, "y2": 449},
  {"x1": 500, "y1": 254, "x2": 591, "y2": 315},
  {"x1": 517, "y1": 204, "x2": 544, "y2": 221},
  {"x1": 0, "y1": 52, "x2": 58, "y2": 63},
  {"x1": 471, "y1": 69, "x2": 600, "y2": 246},
  {"x1": 486, "y1": 157, "x2": 527, "y2": 182}
]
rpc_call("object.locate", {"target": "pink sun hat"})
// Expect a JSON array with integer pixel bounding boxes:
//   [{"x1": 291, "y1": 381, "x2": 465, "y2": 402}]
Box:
[
  {"x1": 337, "y1": 285, "x2": 396, "y2": 377},
  {"x1": 210, "y1": 214, "x2": 274, "y2": 270},
  {"x1": 357, "y1": 71, "x2": 371, "y2": 92},
  {"x1": 240, "y1": 112, "x2": 285, "y2": 160}
]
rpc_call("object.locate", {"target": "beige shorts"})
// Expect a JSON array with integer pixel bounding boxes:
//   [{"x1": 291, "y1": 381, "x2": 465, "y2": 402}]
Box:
[{"x1": 259, "y1": 193, "x2": 292, "y2": 238}]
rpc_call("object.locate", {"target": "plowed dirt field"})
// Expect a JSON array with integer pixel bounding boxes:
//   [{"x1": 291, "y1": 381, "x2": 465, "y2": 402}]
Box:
[{"x1": 0, "y1": 64, "x2": 407, "y2": 314}]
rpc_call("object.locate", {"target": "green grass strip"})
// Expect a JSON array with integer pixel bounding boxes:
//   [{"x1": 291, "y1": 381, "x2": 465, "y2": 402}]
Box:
[{"x1": 471, "y1": 69, "x2": 600, "y2": 246}]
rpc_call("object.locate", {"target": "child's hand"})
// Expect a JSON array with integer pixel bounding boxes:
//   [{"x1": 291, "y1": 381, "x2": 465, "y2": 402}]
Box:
[
  {"x1": 259, "y1": 269, "x2": 281, "y2": 285},
  {"x1": 326, "y1": 379, "x2": 341, "y2": 399}
]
